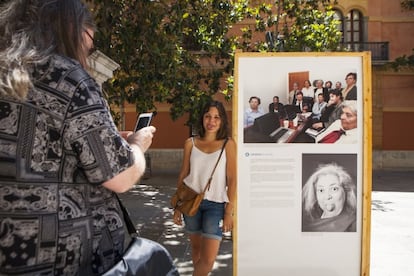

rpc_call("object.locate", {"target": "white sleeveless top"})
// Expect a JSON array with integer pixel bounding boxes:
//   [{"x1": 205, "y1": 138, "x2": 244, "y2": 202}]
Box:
[{"x1": 183, "y1": 138, "x2": 228, "y2": 203}]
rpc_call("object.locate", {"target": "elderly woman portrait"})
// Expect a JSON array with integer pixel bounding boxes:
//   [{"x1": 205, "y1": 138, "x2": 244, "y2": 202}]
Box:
[{"x1": 302, "y1": 163, "x2": 357, "y2": 232}]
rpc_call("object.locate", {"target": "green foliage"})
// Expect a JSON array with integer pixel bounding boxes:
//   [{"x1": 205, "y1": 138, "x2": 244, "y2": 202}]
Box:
[
  {"x1": 401, "y1": 0, "x2": 414, "y2": 10},
  {"x1": 86, "y1": 0, "x2": 341, "y2": 127},
  {"x1": 162, "y1": 0, "x2": 249, "y2": 124},
  {"x1": 89, "y1": 0, "x2": 191, "y2": 118},
  {"x1": 242, "y1": 0, "x2": 340, "y2": 52},
  {"x1": 383, "y1": 49, "x2": 414, "y2": 71},
  {"x1": 87, "y1": 0, "x2": 248, "y2": 126}
]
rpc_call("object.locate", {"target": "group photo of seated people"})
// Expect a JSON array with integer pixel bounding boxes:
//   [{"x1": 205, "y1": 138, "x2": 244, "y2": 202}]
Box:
[{"x1": 243, "y1": 72, "x2": 358, "y2": 144}]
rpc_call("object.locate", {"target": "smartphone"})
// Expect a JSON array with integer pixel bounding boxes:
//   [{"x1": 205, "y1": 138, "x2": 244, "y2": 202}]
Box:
[{"x1": 134, "y1": 112, "x2": 153, "y2": 132}]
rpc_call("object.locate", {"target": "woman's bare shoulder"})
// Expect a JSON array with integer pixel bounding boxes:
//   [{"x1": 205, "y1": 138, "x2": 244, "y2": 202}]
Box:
[
  {"x1": 183, "y1": 137, "x2": 194, "y2": 149},
  {"x1": 225, "y1": 137, "x2": 236, "y2": 145}
]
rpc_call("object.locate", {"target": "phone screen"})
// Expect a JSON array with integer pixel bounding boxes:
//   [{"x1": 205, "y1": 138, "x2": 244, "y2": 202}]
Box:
[{"x1": 134, "y1": 114, "x2": 152, "y2": 132}]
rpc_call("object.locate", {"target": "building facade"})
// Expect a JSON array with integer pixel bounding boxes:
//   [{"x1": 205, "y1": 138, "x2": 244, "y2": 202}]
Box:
[{"x1": 115, "y1": 0, "x2": 414, "y2": 171}]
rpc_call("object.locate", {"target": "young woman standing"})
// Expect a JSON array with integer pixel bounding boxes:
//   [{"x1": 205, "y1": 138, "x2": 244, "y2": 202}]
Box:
[{"x1": 173, "y1": 101, "x2": 237, "y2": 276}]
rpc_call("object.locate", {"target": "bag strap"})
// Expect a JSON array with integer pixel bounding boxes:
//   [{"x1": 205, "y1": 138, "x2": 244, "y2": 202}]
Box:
[
  {"x1": 115, "y1": 194, "x2": 139, "y2": 236},
  {"x1": 203, "y1": 137, "x2": 228, "y2": 192},
  {"x1": 118, "y1": 138, "x2": 228, "y2": 235}
]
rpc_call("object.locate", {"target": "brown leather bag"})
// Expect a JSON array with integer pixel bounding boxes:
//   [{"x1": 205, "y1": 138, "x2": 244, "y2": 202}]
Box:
[
  {"x1": 171, "y1": 138, "x2": 228, "y2": 216},
  {"x1": 170, "y1": 183, "x2": 204, "y2": 216}
]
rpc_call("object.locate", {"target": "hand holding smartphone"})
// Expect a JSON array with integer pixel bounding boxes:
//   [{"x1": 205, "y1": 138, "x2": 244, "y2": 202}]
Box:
[{"x1": 134, "y1": 112, "x2": 153, "y2": 132}]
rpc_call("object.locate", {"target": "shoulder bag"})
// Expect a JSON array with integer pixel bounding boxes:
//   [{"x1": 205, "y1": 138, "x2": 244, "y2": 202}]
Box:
[
  {"x1": 171, "y1": 138, "x2": 228, "y2": 216},
  {"x1": 103, "y1": 195, "x2": 179, "y2": 276}
]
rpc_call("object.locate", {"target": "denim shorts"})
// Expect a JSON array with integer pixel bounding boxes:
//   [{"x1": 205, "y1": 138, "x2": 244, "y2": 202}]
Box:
[{"x1": 183, "y1": 199, "x2": 225, "y2": 241}]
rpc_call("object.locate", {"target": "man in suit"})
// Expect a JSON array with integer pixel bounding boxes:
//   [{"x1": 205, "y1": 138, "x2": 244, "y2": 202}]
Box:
[
  {"x1": 268, "y1": 96, "x2": 286, "y2": 117},
  {"x1": 293, "y1": 91, "x2": 312, "y2": 113},
  {"x1": 334, "y1": 81, "x2": 343, "y2": 93},
  {"x1": 312, "y1": 89, "x2": 344, "y2": 130}
]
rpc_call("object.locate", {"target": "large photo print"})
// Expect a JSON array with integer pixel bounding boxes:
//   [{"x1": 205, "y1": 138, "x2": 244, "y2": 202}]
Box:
[
  {"x1": 242, "y1": 62, "x2": 359, "y2": 144},
  {"x1": 234, "y1": 52, "x2": 371, "y2": 276}
]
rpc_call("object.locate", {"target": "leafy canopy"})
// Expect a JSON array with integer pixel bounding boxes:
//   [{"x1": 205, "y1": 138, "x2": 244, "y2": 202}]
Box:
[{"x1": 86, "y1": 0, "x2": 341, "y2": 127}]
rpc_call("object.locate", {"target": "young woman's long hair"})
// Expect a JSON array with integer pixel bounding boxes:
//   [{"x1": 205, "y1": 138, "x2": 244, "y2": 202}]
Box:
[
  {"x1": 198, "y1": 100, "x2": 230, "y2": 140},
  {"x1": 0, "y1": 0, "x2": 95, "y2": 99}
]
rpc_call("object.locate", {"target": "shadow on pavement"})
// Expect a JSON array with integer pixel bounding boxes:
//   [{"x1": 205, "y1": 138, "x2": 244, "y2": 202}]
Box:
[
  {"x1": 118, "y1": 169, "x2": 413, "y2": 275},
  {"x1": 119, "y1": 173, "x2": 233, "y2": 276},
  {"x1": 372, "y1": 170, "x2": 414, "y2": 192}
]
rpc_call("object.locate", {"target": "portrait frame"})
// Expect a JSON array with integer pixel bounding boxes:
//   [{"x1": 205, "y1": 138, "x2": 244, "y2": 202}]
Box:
[{"x1": 232, "y1": 52, "x2": 372, "y2": 276}]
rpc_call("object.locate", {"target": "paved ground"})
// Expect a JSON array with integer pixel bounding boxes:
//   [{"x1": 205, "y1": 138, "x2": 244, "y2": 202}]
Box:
[
  {"x1": 119, "y1": 169, "x2": 414, "y2": 276},
  {"x1": 120, "y1": 173, "x2": 232, "y2": 276},
  {"x1": 370, "y1": 170, "x2": 414, "y2": 276}
]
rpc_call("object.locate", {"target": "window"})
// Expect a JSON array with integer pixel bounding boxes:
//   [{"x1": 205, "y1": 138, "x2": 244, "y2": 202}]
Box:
[
  {"x1": 334, "y1": 9, "x2": 364, "y2": 51},
  {"x1": 345, "y1": 9, "x2": 363, "y2": 50}
]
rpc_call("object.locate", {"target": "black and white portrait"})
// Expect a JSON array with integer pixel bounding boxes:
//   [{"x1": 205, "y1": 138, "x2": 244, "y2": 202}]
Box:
[{"x1": 301, "y1": 153, "x2": 357, "y2": 232}]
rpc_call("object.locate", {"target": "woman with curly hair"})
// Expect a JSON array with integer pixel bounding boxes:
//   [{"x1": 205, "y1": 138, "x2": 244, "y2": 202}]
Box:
[{"x1": 302, "y1": 163, "x2": 357, "y2": 232}]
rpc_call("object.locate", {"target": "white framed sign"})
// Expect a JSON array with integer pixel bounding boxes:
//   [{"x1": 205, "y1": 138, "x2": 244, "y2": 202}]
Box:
[{"x1": 232, "y1": 52, "x2": 372, "y2": 276}]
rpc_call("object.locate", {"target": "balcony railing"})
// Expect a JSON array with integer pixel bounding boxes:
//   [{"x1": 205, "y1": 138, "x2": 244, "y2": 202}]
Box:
[{"x1": 339, "y1": 42, "x2": 389, "y2": 62}]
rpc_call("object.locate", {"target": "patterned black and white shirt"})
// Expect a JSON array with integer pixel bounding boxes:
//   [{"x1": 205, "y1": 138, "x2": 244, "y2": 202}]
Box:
[{"x1": 0, "y1": 55, "x2": 134, "y2": 275}]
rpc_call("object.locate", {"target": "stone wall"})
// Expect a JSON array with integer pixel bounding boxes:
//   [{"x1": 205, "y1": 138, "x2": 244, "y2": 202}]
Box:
[
  {"x1": 373, "y1": 150, "x2": 414, "y2": 170},
  {"x1": 146, "y1": 149, "x2": 183, "y2": 175}
]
